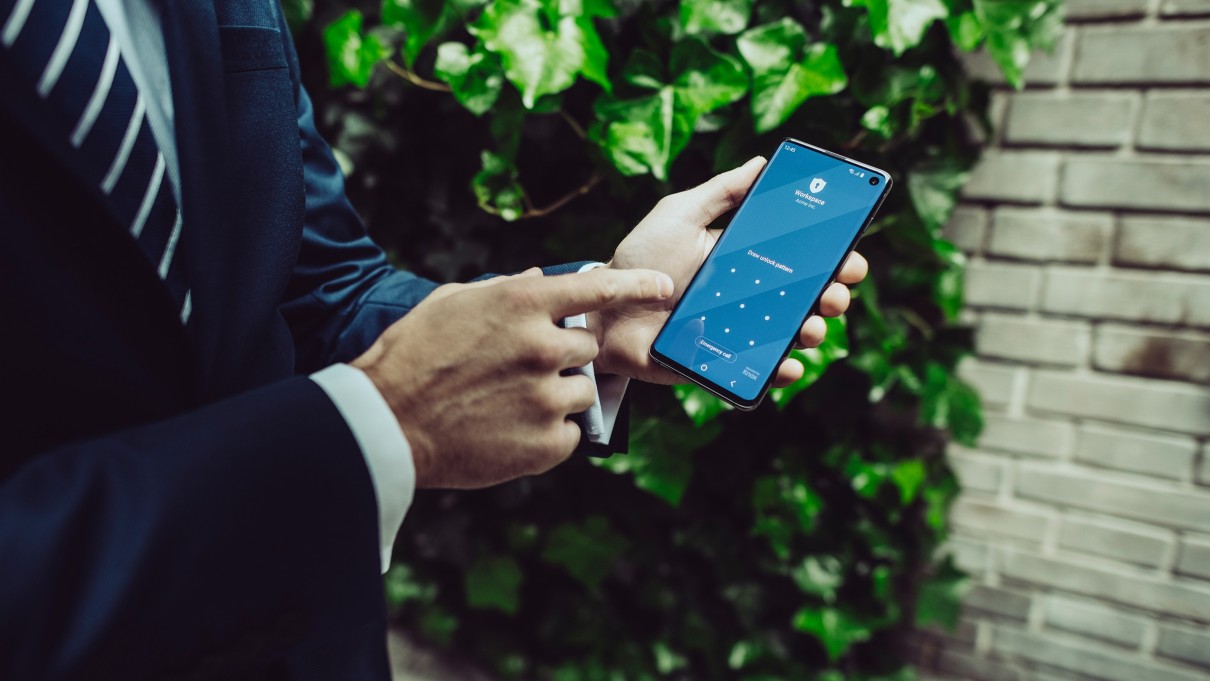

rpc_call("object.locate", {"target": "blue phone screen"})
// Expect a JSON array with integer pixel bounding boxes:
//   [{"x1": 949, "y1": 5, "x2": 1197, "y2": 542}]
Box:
[{"x1": 652, "y1": 141, "x2": 887, "y2": 403}]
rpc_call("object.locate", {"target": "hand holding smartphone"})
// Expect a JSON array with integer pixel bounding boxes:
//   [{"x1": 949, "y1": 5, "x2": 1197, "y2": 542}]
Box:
[{"x1": 650, "y1": 139, "x2": 892, "y2": 410}]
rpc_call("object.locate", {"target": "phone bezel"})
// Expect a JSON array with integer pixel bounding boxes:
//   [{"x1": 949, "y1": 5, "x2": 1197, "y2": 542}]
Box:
[{"x1": 648, "y1": 137, "x2": 893, "y2": 411}]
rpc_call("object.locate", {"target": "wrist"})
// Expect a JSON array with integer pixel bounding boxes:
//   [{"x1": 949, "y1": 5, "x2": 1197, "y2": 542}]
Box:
[{"x1": 351, "y1": 348, "x2": 437, "y2": 487}]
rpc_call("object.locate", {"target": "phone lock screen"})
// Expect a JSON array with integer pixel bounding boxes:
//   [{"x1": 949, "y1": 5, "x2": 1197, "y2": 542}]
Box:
[{"x1": 651, "y1": 139, "x2": 891, "y2": 409}]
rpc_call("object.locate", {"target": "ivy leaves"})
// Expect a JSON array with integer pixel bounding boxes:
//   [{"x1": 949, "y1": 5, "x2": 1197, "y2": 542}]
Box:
[
  {"x1": 846, "y1": 0, "x2": 948, "y2": 56},
  {"x1": 737, "y1": 19, "x2": 848, "y2": 133},
  {"x1": 470, "y1": 0, "x2": 612, "y2": 108}
]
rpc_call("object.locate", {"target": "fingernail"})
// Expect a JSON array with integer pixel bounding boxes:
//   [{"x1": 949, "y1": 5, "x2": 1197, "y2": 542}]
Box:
[
  {"x1": 748, "y1": 155, "x2": 766, "y2": 166},
  {"x1": 656, "y1": 273, "x2": 674, "y2": 299}
]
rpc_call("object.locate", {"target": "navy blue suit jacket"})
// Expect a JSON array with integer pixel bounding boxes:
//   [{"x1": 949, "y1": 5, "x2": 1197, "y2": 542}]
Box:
[{"x1": 0, "y1": 1, "x2": 610, "y2": 678}]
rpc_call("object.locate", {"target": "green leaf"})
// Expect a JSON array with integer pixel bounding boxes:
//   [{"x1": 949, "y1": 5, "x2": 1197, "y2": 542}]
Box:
[
  {"x1": 792, "y1": 607, "x2": 872, "y2": 662},
  {"x1": 680, "y1": 0, "x2": 753, "y2": 36},
  {"x1": 673, "y1": 384, "x2": 733, "y2": 426},
  {"x1": 889, "y1": 459, "x2": 926, "y2": 504},
  {"x1": 907, "y1": 162, "x2": 970, "y2": 234},
  {"x1": 597, "y1": 415, "x2": 719, "y2": 506},
  {"x1": 382, "y1": 0, "x2": 485, "y2": 66},
  {"x1": 915, "y1": 555, "x2": 970, "y2": 628},
  {"x1": 323, "y1": 10, "x2": 389, "y2": 88},
  {"x1": 973, "y1": 0, "x2": 1064, "y2": 88},
  {"x1": 737, "y1": 19, "x2": 847, "y2": 133},
  {"x1": 945, "y1": 11, "x2": 984, "y2": 51},
  {"x1": 465, "y1": 553, "x2": 523, "y2": 614},
  {"x1": 845, "y1": 0, "x2": 949, "y2": 56},
  {"x1": 282, "y1": 0, "x2": 313, "y2": 32},
  {"x1": 792, "y1": 555, "x2": 845, "y2": 603},
  {"x1": 598, "y1": 40, "x2": 746, "y2": 179},
  {"x1": 434, "y1": 42, "x2": 504, "y2": 116},
  {"x1": 471, "y1": 151, "x2": 526, "y2": 221},
  {"x1": 384, "y1": 563, "x2": 436, "y2": 611},
  {"x1": 471, "y1": 0, "x2": 611, "y2": 108},
  {"x1": 541, "y1": 516, "x2": 630, "y2": 589},
  {"x1": 769, "y1": 316, "x2": 850, "y2": 407},
  {"x1": 920, "y1": 362, "x2": 984, "y2": 445},
  {"x1": 652, "y1": 641, "x2": 688, "y2": 674}
]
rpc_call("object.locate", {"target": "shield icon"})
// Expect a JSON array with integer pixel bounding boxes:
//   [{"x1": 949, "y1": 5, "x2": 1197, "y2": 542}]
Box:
[{"x1": 809, "y1": 178, "x2": 827, "y2": 193}]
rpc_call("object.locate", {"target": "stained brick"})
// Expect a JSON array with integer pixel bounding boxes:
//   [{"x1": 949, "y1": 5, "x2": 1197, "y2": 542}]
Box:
[
  {"x1": 967, "y1": 262, "x2": 1041, "y2": 310},
  {"x1": 950, "y1": 536, "x2": 992, "y2": 575},
  {"x1": 988, "y1": 208, "x2": 1111, "y2": 264},
  {"x1": 992, "y1": 628, "x2": 1207, "y2": 681},
  {"x1": 1058, "y1": 515, "x2": 1172, "y2": 568},
  {"x1": 964, "y1": 152, "x2": 1061, "y2": 204},
  {"x1": 1093, "y1": 325, "x2": 1210, "y2": 384},
  {"x1": 1042, "y1": 267, "x2": 1210, "y2": 328},
  {"x1": 966, "y1": 584, "x2": 1032, "y2": 621},
  {"x1": 1061, "y1": 158, "x2": 1210, "y2": 213},
  {"x1": 943, "y1": 205, "x2": 989, "y2": 253},
  {"x1": 1075, "y1": 422, "x2": 1198, "y2": 481},
  {"x1": 1042, "y1": 594, "x2": 1147, "y2": 648},
  {"x1": 1003, "y1": 93, "x2": 1134, "y2": 148},
  {"x1": 1175, "y1": 536, "x2": 1210, "y2": 581},
  {"x1": 1138, "y1": 93, "x2": 1210, "y2": 152},
  {"x1": 1003, "y1": 551, "x2": 1210, "y2": 621},
  {"x1": 1073, "y1": 27, "x2": 1210, "y2": 84},
  {"x1": 937, "y1": 648, "x2": 1029, "y2": 681},
  {"x1": 977, "y1": 314, "x2": 1088, "y2": 367},
  {"x1": 951, "y1": 498, "x2": 1051, "y2": 543},
  {"x1": 1066, "y1": 0, "x2": 1149, "y2": 19},
  {"x1": 1016, "y1": 465, "x2": 1210, "y2": 531},
  {"x1": 1116, "y1": 215, "x2": 1210, "y2": 272},
  {"x1": 1156, "y1": 624, "x2": 1210, "y2": 667}
]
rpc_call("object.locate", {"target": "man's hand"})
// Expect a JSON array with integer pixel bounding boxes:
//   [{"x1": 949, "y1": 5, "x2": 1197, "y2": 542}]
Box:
[
  {"x1": 589, "y1": 156, "x2": 869, "y2": 386},
  {"x1": 351, "y1": 266, "x2": 673, "y2": 489}
]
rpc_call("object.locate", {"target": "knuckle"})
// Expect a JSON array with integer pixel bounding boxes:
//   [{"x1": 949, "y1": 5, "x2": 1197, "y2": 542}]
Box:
[{"x1": 528, "y1": 337, "x2": 565, "y2": 369}]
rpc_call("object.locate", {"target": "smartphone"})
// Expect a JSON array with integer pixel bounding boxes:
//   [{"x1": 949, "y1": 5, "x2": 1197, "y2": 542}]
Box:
[{"x1": 649, "y1": 138, "x2": 892, "y2": 410}]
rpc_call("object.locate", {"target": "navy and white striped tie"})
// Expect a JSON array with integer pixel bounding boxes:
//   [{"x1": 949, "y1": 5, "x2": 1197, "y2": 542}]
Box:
[{"x1": 2, "y1": 0, "x2": 191, "y2": 324}]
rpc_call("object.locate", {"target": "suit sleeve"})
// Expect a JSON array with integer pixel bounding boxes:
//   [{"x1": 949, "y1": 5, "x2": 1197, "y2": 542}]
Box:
[{"x1": 0, "y1": 378, "x2": 390, "y2": 679}]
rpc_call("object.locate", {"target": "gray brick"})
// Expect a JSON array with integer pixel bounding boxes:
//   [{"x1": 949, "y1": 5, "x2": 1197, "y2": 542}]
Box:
[
  {"x1": 1073, "y1": 27, "x2": 1210, "y2": 85},
  {"x1": 1059, "y1": 515, "x2": 1173, "y2": 568},
  {"x1": 1003, "y1": 551, "x2": 1210, "y2": 621},
  {"x1": 977, "y1": 314, "x2": 1088, "y2": 367},
  {"x1": 958, "y1": 358, "x2": 1018, "y2": 409},
  {"x1": 1094, "y1": 325, "x2": 1210, "y2": 384},
  {"x1": 1157, "y1": 624, "x2": 1210, "y2": 667},
  {"x1": 1016, "y1": 464, "x2": 1210, "y2": 531},
  {"x1": 951, "y1": 498, "x2": 1052, "y2": 543},
  {"x1": 1061, "y1": 158, "x2": 1210, "y2": 213},
  {"x1": 1042, "y1": 594, "x2": 1147, "y2": 648},
  {"x1": 967, "y1": 262, "x2": 1041, "y2": 310},
  {"x1": 964, "y1": 152, "x2": 1061, "y2": 204},
  {"x1": 988, "y1": 208, "x2": 1111, "y2": 264},
  {"x1": 1075, "y1": 422, "x2": 1198, "y2": 481},
  {"x1": 1004, "y1": 92, "x2": 1134, "y2": 148},
  {"x1": 1027, "y1": 370, "x2": 1210, "y2": 435},
  {"x1": 1042, "y1": 267, "x2": 1210, "y2": 328},
  {"x1": 1116, "y1": 215, "x2": 1210, "y2": 272},
  {"x1": 978, "y1": 413, "x2": 1074, "y2": 458},
  {"x1": 1066, "y1": 0, "x2": 1149, "y2": 19},
  {"x1": 1176, "y1": 536, "x2": 1210, "y2": 581},
  {"x1": 1161, "y1": 0, "x2": 1210, "y2": 16},
  {"x1": 966, "y1": 584, "x2": 1032, "y2": 621},
  {"x1": 1138, "y1": 93, "x2": 1210, "y2": 152},
  {"x1": 1201, "y1": 442, "x2": 1210, "y2": 486},
  {"x1": 938, "y1": 648, "x2": 1028, "y2": 681},
  {"x1": 960, "y1": 34, "x2": 1069, "y2": 87},
  {"x1": 950, "y1": 535, "x2": 992, "y2": 575},
  {"x1": 992, "y1": 627, "x2": 1207, "y2": 681},
  {"x1": 943, "y1": 205, "x2": 988, "y2": 253},
  {"x1": 950, "y1": 448, "x2": 1006, "y2": 494}
]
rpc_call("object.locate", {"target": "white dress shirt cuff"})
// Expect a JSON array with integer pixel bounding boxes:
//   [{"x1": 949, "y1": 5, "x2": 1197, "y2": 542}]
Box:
[
  {"x1": 568, "y1": 262, "x2": 630, "y2": 444},
  {"x1": 311, "y1": 364, "x2": 414, "y2": 573}
]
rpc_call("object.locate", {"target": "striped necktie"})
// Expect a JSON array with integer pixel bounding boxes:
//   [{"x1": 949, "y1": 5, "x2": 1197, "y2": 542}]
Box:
[{"x1": 2, "y1": 0, "x2": 191, "y2": 324}]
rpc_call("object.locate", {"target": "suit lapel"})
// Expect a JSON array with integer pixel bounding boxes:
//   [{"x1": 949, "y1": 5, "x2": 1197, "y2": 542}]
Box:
[{"x1": 159, "y1": 0, "x2": 239, "y2": 400}]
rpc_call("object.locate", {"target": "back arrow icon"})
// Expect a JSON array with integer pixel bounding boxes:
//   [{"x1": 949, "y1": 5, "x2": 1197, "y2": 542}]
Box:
[{"x1": 730, "y1": 381, "x2": 736, "y2": 387}]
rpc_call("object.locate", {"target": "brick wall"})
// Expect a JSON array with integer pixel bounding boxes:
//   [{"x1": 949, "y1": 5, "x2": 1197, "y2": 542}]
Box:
[{"x1": 917, "y1": 2, "x2": 1210, "y2": 680}]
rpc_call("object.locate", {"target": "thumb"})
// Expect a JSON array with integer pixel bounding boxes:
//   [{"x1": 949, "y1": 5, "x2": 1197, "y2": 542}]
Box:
[
  {"x1": 675, "y1": 155, "x2": 766, "y2": 227},
  {"x1": 523, "y1": 266, "x2": 674, "y2": 319}
]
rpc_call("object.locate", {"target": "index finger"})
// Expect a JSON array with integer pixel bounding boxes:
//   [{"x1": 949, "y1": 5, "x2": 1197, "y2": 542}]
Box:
[{"x1": 519, "y1": 267, "x2": 674, "y2": 319}]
